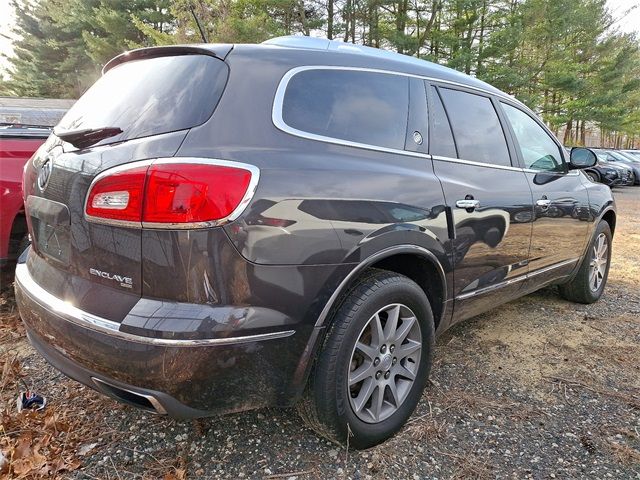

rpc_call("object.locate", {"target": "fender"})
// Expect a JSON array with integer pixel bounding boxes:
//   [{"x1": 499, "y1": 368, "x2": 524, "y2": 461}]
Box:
[
  {"x1": 594, "y1": 205, "x2": 616, "y2": 232},
  {"x1": 287, "y1": 243, "x2": 449, "y2": 402},
  {"x1": 314, "y1": 244, "x2": 448, "y2": 330},
  {"x1": 566, "y1": 202, "x2": 616, "y2": 282}
]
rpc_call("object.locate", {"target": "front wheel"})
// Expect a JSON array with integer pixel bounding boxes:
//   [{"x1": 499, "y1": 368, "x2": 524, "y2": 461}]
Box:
[
  {"x1": 559, "y1": 220, "x2": 612, "y2": 303},
  {"x1": 585, "y1": 170, "x2": 600, "y2": 183},
  {"x1": 298, "y1": 269, "x2": 434, "y2": 449}
]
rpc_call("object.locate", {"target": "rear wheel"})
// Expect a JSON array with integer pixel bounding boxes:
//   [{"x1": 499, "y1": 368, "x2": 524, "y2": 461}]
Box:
[
  {"x1": 298, "y1": 269, "x2": 434, "y2": 449},
  {"x1": 559, "y1": 220, "x2": 612, "y2": 304}
]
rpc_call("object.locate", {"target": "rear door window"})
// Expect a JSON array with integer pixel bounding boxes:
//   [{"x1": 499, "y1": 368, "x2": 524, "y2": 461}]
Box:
[
  {"x1": 58, "y1": 54, "x2": 229, "y2": 145},
  {"x1": 438, "y1": 87, "x2": 511, "y2": 167},
  {"x1": 281, "y1": 69, "x2": 409, "y2": 150},
  {"x1": 428, "y1": 86, "x2": 457, "y2": 158}
]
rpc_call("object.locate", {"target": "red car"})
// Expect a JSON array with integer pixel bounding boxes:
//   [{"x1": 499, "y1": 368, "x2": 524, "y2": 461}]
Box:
[{"x1": 0, "y1": 125, "x2": 51, "y2": 265}]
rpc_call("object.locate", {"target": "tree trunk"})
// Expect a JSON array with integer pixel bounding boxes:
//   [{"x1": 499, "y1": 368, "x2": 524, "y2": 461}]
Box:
[
  {"x1": 476, "y1": 0, "x2": 486, "y2": 74},
  {"x1": 327, "y1": 0, "x2": 334, "y2": 39},
  {"x1": 344, "y1": 0, "x2": 351, "y2": 42},
  {"x1": 563, "y1": 119, "x2": 573, "y2": 145},
  {"x1": 396, "y1": 0, "x2": 408, "y2": 53}
]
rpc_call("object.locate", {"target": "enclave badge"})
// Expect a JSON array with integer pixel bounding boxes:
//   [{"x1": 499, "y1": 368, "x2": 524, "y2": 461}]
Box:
[{"x1": 89, "y1": 268, "x2": 133, "y2": 289}]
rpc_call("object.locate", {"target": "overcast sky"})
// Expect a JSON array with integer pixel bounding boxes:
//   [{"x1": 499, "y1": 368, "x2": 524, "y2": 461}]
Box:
[{"x1": 1, "y1": 0, "x2": 639, "y2": 75}]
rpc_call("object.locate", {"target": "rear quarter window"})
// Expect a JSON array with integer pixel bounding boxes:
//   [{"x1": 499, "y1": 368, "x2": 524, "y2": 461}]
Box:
[
  {"x1": 280, "y1": 69, "x2": 409, "y2": 150},
  {"x1": 58, "y1": 54, "x2": 229, "y2": 145}
]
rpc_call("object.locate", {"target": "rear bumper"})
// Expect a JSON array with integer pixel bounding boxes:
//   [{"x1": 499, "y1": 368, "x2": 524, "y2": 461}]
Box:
[
  {"x1": 25, "y1": 328, "x2": 206, "y2": 418},
  {"x1": 14, "y1": 262, "x2": 305, "y2": 417}
]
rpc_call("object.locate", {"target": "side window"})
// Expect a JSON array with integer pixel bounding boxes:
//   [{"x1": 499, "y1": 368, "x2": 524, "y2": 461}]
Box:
[
  {"x1": 429, "y1": 86, "x2": 457, "y2": 158},
  {"x1": 438, "y1": 88, "x2": 511, "y2": 166},
  {"x1": 501, "y1": 103, "x2": 564, "y2": 172},
  {"x1": 281, "y1": 69, "x2": 409, "y2": 150},
  {"x1": 595, "y1": 151, "x2": 609, "y2": 162}
]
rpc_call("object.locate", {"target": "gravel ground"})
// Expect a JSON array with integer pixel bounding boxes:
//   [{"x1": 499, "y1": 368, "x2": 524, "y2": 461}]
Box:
[{"x1": 1, "y1": 187, "x2": 639, "y2": 479}]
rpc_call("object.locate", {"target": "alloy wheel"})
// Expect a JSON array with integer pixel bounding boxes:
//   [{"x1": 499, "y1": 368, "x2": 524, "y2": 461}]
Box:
[
  {"x1": 589, "y1": 233, "x2": 608, "y2": 292},
  {"x1": 347, "y1": 303, "x2": 422, "y2": 423}
]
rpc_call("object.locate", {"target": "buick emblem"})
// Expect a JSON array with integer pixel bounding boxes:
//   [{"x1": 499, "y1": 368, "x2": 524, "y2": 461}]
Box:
[{"x1": 38, "y1": 158, "x2": 53, "y2": 190}]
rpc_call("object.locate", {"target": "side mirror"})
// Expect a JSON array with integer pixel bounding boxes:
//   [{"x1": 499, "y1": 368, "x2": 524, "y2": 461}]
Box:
[{"x1": 569, "y1": 147, "x2": 597, "y2": 169}]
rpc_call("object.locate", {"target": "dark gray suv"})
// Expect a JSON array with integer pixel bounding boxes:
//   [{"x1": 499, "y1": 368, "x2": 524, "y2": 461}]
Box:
[{"x1": 15, "y1": 36, "x2": 615, "y2": 448}]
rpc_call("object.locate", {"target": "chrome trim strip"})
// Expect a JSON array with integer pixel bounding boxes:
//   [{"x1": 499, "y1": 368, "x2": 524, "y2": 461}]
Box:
[
  {"x1": 455, "y1": 258, "x2": 580, "y2": 301},
  {"x1": 273, "y1": 66, "x2": 577, "y2": 176},
  {"x1": 83, "y1": 157, "x2": 261, "y2": 229},
  {"x1": 273, "y1": 69, "x2": 434, "y2": 160},
  {"x1": 273, "y1": 66, "x2": 516, "y2": 160},
  {"x1": 455, "y1": 274, "x2": 527, "y2": 300},
  {"x1": 527, "y1": 257, "x2": 581, "y2": 278},
  {"x1": 431, "y1": 154, "x2": 521, "y2": 172},
  {"x1": 15, "y1": 263, "x2": 294, "y2": 347},
  {"x1": 91, "y1": 377, "x2": 167, "y2": 415},
  {"x1": 274, "y1": 65, "x2": 514, "y2": 104}
]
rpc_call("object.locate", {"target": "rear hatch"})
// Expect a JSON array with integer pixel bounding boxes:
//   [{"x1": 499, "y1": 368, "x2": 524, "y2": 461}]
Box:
[{"x1": 23, "y1": 48, "x2": 230, "y2": 321}]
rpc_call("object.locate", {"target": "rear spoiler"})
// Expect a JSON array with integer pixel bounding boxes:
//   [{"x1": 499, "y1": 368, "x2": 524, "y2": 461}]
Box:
[{"x1": 102, "y1": 44, "x2": 233, "y2": 74}]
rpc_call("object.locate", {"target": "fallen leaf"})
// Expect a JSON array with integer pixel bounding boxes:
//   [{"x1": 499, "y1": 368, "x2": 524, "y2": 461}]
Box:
[{"x1": 164, "y1": 467, "x2": 187, "y2": 480}]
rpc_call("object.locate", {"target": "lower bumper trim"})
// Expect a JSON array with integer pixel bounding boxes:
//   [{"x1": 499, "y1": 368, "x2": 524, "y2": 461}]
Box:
[{"x1": 15, "y1": 262, "x2": 295, "y2": 347}]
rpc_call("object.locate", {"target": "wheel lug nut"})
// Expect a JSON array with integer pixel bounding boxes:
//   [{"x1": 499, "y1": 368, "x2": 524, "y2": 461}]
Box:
[
  {"x1": 384, "y1": 371, "x2": 390, "y2": 379},
  {"x1": 392, "y1": 357, "x2": 397, "y2": 365},
  {"x1": 374, "y1": 358, "x2": 380, "y2": 366},
  {"x1": 375, "y1": 371, "x2": 381, "y2": 379},
  {"x1": 380, "y1": 345, "x2": 386, "y2": 353},
  {"x1": 390, "y1": 345, "x2": 395, "y2": 353}
]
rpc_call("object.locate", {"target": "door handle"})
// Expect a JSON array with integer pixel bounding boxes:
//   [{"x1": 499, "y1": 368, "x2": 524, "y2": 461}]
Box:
[
  {"x1": 536, "y1": 199, "x2": 551, "y2": 208},
  {"x1": 456, "y1": 199, "x2": 480, "y2": 210}
]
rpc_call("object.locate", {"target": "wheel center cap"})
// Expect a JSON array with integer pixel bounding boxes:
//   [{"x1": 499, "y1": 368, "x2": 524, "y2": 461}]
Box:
[{"x1": 380, "y1": 353, "x2": 393, "y2": 371}]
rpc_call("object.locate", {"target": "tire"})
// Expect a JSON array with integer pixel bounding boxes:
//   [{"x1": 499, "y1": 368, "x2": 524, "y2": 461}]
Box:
[
  {"x1": 17, "y1": 234, "x2": 30, "y2": 257},
  {"x1": 585, "y1": 170, "x2": 600, "y2": 183},
  {"x1": 298, "y1": 269, "x2": 434, "y2": 449},
  {"x1": 559, "y1": 220, "x2": 612, "y2": 304}
]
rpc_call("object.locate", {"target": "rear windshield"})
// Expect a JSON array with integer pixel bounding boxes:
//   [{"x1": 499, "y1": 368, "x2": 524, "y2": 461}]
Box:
[{"x1": 57, "y1": 54, "x2": 228, "y2": 144}]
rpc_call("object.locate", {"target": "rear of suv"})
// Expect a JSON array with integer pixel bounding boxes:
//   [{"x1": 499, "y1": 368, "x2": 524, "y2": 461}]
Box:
[{"x1": 16, "y1": 36, "x2": 615, "y2": 448}]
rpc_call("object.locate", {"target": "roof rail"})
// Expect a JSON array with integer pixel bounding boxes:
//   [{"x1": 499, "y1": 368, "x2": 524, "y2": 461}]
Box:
[{"x1": 262, "y1": 35, "x2": 433, "y2": 69}]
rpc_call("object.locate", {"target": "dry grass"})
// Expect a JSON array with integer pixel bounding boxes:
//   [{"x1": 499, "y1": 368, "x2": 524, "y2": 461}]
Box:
[{"x1": 0, "y1": 189, "x2": 639, "y2": 478}]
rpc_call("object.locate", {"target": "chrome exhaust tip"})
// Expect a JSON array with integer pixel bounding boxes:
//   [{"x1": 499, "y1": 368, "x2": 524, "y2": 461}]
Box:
[{"x1": 91, "y1": 377, "x2": 167, "y2": 415}]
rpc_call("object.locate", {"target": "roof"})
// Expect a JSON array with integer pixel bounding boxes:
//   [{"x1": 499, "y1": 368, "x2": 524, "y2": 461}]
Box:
[
  {"x1": 0, "y1": 97, "x2": 74, "y2": 127},
  {"x1": 0, "y1": 97, "x2": 76, "y2": 109},
  {"x1": 261, "y1": 36, "x2": 504, "y2": 96},
  {"x1": 0, "y1": 124, "x2": 51, "y2": 139}
]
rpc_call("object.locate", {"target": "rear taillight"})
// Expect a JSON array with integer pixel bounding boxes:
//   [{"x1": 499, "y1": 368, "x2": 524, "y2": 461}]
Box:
[
  {"x1": 86, "y1": 166, "x2": 148, "y2": 222},
  {"x1": 85, "y1": 159, "x2": 258, "y2": 228}
]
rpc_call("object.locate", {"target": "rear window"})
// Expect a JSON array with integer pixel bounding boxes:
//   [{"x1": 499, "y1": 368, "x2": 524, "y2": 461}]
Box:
[
  {"x1": 281, "y1": 69, "x2": 409, "y2": 150},
  {"x1": 57, "y1": 54, "x2": 228, "y2": 144}
]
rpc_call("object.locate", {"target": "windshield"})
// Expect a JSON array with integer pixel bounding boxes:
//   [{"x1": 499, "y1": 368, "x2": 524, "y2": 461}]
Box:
[
  {"x1": 617, "y1": 151, "x2": 640, "y2": 163},
  {"x1": 57, "y1": 54, "x2": 228, "y2": 146}
]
